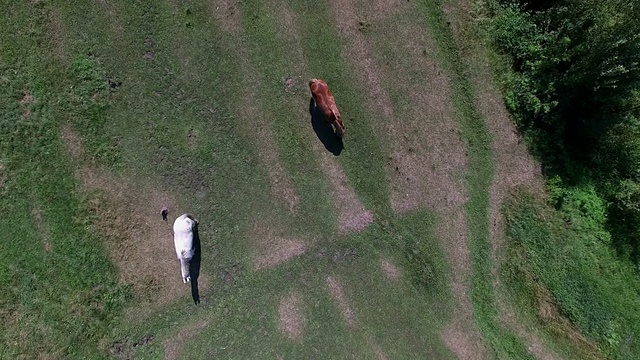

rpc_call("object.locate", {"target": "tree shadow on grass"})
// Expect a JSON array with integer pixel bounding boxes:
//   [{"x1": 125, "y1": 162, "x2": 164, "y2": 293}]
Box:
[
  {"x1": 189, "y1": 223, "x2": 202, "y2": 305},
  {"x1": 309, "y1": 97, "x2": 343, "y2": 156}
]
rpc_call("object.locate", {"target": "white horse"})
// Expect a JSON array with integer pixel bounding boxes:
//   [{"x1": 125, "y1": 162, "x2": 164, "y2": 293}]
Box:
[{"x1": 173, "y1": 214, "x2": 198, "y2": 283}]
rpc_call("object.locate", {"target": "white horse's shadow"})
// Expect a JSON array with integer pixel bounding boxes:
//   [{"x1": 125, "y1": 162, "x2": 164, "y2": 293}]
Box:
[{"x1": 189, "y1": 223, "x2": 202, "y2": 305}]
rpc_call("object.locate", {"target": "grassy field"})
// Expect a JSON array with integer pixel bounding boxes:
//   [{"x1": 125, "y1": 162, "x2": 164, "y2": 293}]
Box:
[{"x1": 0, "y1": 0, "x2": 621, "y2": 359}]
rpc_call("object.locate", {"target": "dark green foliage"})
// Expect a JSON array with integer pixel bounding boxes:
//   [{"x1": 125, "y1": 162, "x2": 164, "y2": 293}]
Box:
[
  {"x1": 490, "y1": 0, "x2": 640, "y2": 357},
  {"x1": 504, "y1": 193, "x2": 640, "y2": 358},
  {"x1": 489, "y1": 0, "x2": 640, "y2": 265}
]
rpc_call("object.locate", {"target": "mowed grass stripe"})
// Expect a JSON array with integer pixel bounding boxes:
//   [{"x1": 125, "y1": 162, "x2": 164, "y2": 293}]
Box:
[
  {"x1": 416, "y1": 0, "x2": 535, "y2": 358},
  {"x1": 238, "y1": 0, "x2": 337, "y2": 237},
  {"x1": 286, "y1": 0, "x2": 392, "y2": 217}
]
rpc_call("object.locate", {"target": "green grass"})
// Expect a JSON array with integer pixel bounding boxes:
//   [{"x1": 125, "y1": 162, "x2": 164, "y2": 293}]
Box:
[
  {"x1": 176, "y1": 211, "x2": 454, "y2": 359},
  {"x1": 0, "y1": 3, "x2": 131, "y2": 358},
  {"x1": 238, "y1": 0, "x2": 339, "y2": 236},
  {"x1": 504, "y1": 191, "x2": 640, "y2": 360},
  {"x1": 414, "y1": 0, "x2": 538, "y2": 358},
  {"x1": 3, "y1": 0, "x2": 617, "y2": 358},
  {"x1": 286, "y1": 0, "x2": 393, "y2": 217},
  {"x1": 0, "y1": 0, "x2": 460, "y2": 357}
]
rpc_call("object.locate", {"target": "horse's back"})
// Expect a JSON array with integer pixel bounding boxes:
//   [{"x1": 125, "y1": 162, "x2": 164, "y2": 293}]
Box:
[{"x1": 173, "y1": 214, "x2": 195, "y2": 256}]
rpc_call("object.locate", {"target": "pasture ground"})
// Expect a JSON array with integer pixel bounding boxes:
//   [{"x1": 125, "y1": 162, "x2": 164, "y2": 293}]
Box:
[{"x1": 0, "y1": 0, "x2": 598, "y2": 359}]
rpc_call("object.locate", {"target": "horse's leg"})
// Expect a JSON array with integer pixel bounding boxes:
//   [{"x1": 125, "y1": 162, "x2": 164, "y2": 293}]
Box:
[{"x1": 180, "y1": 257, "x2": 191, "y2": 283}]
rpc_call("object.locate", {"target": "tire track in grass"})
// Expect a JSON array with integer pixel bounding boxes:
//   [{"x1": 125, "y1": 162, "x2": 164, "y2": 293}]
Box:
[
  {"x1": 418, "y1": 0, "x2": 537, "y2": 358},
  {"x1": 441, "y1": 1, "x2": 555, "y2": 359},
  {"x1": 326, "y1": 0, "x2": 486, "y2": 358}
]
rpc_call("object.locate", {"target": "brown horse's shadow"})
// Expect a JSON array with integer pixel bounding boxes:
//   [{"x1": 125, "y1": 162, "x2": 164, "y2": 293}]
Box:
[
  {"x1": 189, "y1": 224, "x2": 202, "y2": 305},
  {"x1": 309, "y1": 98, "x2": 344, "y2": 156}
]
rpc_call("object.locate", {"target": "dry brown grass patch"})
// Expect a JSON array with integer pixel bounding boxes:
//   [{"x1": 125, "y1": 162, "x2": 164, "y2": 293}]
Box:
[
  {"x1": 329, "y1": 0, "x2": 466, "y2": 215},
  {"x1": 326, "y1": 276, "x2": 357, "y2": 328},
  {"x1": 60, "y1": 125, "x2": 204, "y2": 320},
  {"x1": 278, "y1": 292, "x2": 305, "y2": 340},
  {"x1": 211, "y1": 0, "x2": 241, "y2": 33},
  {"x1": 380, "y1": 258, "x2": 401, "y2": 280},
  {"x1": 60, "y1": 123, "x2": 85, "y2": 159},
  {"x1": 533, "y1": 285, "x2": 601, "y2": 359},
  {"x1": 316, "y1": 151, "x2": 373, "y2": 234},
  {"x1": 274, "y1": 0, "x2": 375, "y2": 235},
  {"x1": 231, "y1": 28, "x2": 300, "y2": 213},
  {"x1": 368, "y1": 338, "x2": 389, "y2": 360},
  {"x1": 46, "y1": 7, "x2": 68, "y2": 63},
  {"x1": 31, "y1": 205, "x2": 52, "y2": 252},
  {"x1": 250, "y1": 222, "x2": 307, "y2": 271},
  {"x1": 96, "y1": 0, "x2": 124, "y2": 41},
  {"x1": 442, "y1": 317, "x2": 488, "y2": 360},
  {"x1": 163, "y1": 318, "x2": 211, "y2": 360},
  {"x1": 439, "y1": 1, "x2": 553, "y2": 358}
]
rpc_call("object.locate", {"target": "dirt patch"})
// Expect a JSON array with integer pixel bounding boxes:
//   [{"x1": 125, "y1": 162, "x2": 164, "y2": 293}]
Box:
[
  {"x1": 380, "y1": 258, "x2": 401, "y2": 280},
  {"x1": 109, "y1": 333, "x2": 154, "y2": 359},
  {"x1": 31, "y1": 206, "x2": 52, "y2": 252},
  {"x1": 0, "y1": 161, "x2": 6, "y2": 190},
  {"x1": 211, "y1": 0, "x2": 241, "y2": 33},
  {"x1": 368, "y1": 337, "x2": 389, "y2": 360},
  {"x1": 319, "y1": 152, "x2": 374, "y2": 234},
  {"x1": 164, "y1": 318, "x2": 210, "y2": 360},
  {"x1": 278, "y1": 291, "x2": 305, "y2": 340},
  {"x1": 20, "y1": 92, "x2": 33, "y2": 105},
  {"x1": 60, "y1": 125, "x2": 206, "y2": 320},
  {"x1": 326, "y1": 276, "x2": 357, "y2": 329},
  {"x1": 46, "y1": 7, "x2": 68, "y2": 63},
  {"x1": 249, "y1": 222, "x2": 307, "y2": 271}
]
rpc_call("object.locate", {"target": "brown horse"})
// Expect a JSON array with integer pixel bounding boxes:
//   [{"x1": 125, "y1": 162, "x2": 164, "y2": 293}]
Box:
[{"x1": 309, "y1": 79, "x2": 345, "y2": 138}]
